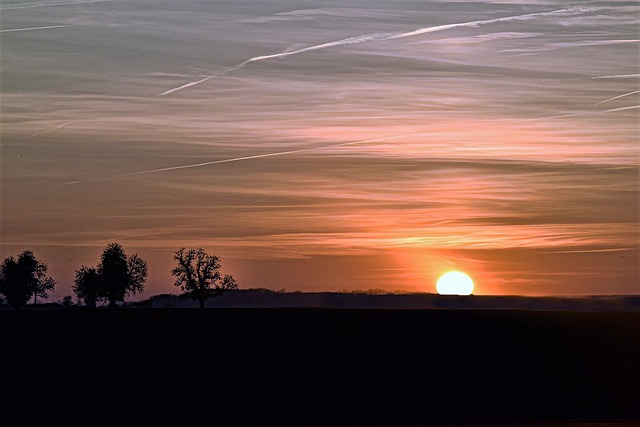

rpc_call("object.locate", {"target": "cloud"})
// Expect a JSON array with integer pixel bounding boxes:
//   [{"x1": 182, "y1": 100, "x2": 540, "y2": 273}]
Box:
[{"x1": 2, "y1": 0, "x2": 637, "y2": 296}]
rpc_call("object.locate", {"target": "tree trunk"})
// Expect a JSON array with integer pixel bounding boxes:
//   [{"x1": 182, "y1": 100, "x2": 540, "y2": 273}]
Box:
[
  {"x1": 199, "y1": 297, "x2": 205, "y2": 309},
  {"x1": 108, "y1": 297, "x2": 116, "y2": 308}
]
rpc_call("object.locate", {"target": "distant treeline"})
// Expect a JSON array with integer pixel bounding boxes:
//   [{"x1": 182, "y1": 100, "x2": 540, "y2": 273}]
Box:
[
  {"x1": 0, "y1": 244, "x2": 236, "y2": 310},
  {"x1": 4, "y1": 288, "x2": 639, "y2": 312}
]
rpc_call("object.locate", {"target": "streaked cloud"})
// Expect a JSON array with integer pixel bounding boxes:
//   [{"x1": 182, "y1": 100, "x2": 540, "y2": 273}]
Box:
[
  {"x1": 1, "y1": 0, "x2": 638, "y2": 297},
  {"x1": 160, "y1": 6, "x2": 592, "y2": 96}
]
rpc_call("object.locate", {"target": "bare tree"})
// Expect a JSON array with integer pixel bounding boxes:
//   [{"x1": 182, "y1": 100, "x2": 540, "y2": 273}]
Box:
[{"x1": 171, "y1": 248, "x2": 238, "y2": 308}]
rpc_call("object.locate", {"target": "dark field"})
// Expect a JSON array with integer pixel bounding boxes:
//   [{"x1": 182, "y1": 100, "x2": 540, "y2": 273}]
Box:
[{"x1": 1, "y1": 309, "x2": 638, "y2": 425}]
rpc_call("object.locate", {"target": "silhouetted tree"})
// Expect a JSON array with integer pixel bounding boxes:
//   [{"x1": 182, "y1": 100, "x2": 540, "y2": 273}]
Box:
[
  {"x1": 73, "y1": 266, "x2": 101, "y2": 308},
  {"x1": 61, "y1": 295, "x2": 74, "y2": 308},
  {"x1": 98, "y1": 243, "x2": 148, "y2": 308},
  {"x1": 172, "y1": 248, "x2": 238, "y2": 308},
  {"x1": 0, "y1": 251, "x2": 56, "y2": 309}
]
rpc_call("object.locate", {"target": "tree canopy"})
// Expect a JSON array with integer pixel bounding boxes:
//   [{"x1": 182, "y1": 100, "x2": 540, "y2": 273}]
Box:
[
  {"x1": 99, "y1": 243, "x2": 148, "y2": 307},
  {"x1": 72, "y1": 243, "x2": 148, "y2": 308},
  {"x1": 73, "y1": 266, "x2": 101, "y2": 308},
  {"x1": 172, "y1": 248, "x2": 238, "y2": 308},
  {"x1": 0, "y1": 251, "x2": 56, "y2": 309}
]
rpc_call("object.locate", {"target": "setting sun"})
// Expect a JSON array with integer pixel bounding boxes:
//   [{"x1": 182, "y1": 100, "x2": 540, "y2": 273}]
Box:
[{"x1": 436, "y1": 271, "x2": 474, "y2": 295}]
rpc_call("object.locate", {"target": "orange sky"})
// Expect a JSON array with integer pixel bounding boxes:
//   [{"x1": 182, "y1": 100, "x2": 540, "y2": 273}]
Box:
[{"x1": 1, "y1": 0, "x2": 638, "y2": 298}]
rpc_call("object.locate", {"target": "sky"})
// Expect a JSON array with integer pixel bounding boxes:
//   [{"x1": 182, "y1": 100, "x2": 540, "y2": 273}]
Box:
[{"x1": 1, "y1": 0, "x2": 638, "y2": 299}]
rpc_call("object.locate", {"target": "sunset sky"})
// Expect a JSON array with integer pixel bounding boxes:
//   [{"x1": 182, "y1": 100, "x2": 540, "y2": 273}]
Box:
[{"x1": 1, "y1": 0, "x2": 638, "y2": 299}]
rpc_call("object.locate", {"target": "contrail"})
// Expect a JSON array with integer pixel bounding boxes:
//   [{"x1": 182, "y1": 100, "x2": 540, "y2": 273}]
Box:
[
  {"x1": 158, "y1": 33, "x2": 392, "y2": 96},
  {"x1": 602, "y1": 105, "x2": 639, "y2": 113},
  {"x1": 517, "y1": 104, "x2": 640, "y2": 122},
  {"x1": 0, "y1": 25, "x2": 70, "y2": 33},
  {"x1": 591, "y1": 74, "x2": 640, "y2": 79},
  {"x1": 158, "y1": 63, "x2": 253, "y2": 96},
  {"x1": 13, "y1": 135, "x2": 409, "y2": 192},
  {"x1": 543, "y1": 247, "x2": 633, "y2": 254},
  {"x1": 27, "y1": 122, "x2": 70, "y2": 138},
  {"x1": 158, "y1": 76, "x2": 216, "y2": 97},
  {"x1": 595, "y1": 90, "x2": 640, "y2": 106},
  {"x1": 245, "y1": 32, "x2": 392, "y2": 61},
  {"x1": 122, "y1": 134, "x2": 408, "y2": 176},
  {"x1": 385, "y1": 6, "x2": 591, "y2": 40},
  {"x1": 159, "y1": 6, "x2": 591, "y2": 96},
  {"x1": 0, "y1": 0, "x2": 108, "y2": 10},
  {"x1": 9, "y1": 181, "x2": 82, "y2": 193},
  {"x1": 229, "y1": 197, "x2": 274, "y2": 212}
]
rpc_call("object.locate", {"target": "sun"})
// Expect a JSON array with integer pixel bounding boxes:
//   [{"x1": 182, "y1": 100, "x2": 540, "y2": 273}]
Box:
[{"x1": 436, "y1": 271, "x2": 474, "y2": 295}]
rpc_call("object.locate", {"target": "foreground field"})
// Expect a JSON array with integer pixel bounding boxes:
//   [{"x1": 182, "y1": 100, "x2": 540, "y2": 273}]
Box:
[{"x1": 1, "y1": 309, "x2": 638, "y2": 425}]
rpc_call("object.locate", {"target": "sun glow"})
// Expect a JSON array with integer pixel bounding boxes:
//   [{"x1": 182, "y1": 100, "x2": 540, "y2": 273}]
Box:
[{"x1": 436, "y1": 271, "x2": 474, "y2": 295}]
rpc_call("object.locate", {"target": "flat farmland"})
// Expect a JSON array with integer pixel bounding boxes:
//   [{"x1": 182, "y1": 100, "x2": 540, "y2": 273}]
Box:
[{"x1": 1, "y1": 309, "x2": 638, "y2": 425}]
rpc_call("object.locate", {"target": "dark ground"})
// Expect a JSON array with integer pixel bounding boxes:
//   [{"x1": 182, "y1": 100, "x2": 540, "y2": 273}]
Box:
[{"x1": 1, "y1": 309, "x2": 638, "y2": 425}]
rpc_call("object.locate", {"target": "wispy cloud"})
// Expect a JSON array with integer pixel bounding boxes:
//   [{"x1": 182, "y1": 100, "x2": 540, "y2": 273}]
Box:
[{"x1": 2, "y1": 0, "x2": 637, "y2": 296}]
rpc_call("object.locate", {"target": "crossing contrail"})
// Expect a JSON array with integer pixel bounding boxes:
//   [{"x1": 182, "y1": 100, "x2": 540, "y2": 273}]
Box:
[{"x1": 159, "y1": 6, "x2": 591, "y2": 96}]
